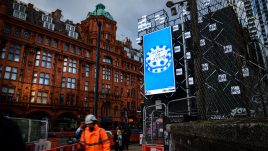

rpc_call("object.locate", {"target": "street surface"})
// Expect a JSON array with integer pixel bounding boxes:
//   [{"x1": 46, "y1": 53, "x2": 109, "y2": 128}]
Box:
[{"x1": 113, "y1": 143, "x2": 142, "y2": 151}]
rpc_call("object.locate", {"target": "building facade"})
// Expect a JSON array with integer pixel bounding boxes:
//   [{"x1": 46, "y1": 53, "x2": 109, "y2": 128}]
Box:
[
  {"x1": 0, "y1": 0, "x2": 142, "y2": 131},
  {"x1": 228, "y1": 0, "x2": 268, "y2": 69}
]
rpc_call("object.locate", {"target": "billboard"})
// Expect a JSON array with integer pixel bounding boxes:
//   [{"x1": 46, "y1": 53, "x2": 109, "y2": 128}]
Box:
[{"x1": 143, "y1": 27, "x2": 176, "y2": 95}]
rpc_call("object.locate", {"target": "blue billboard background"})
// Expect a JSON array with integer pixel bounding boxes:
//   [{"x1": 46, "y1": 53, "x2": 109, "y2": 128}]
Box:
[{"x1": 143, "y1": 27, "x2": 176, "y2": 95}]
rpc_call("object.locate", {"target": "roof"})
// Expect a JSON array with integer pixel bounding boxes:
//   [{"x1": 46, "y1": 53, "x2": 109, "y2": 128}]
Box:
[{"x1": 87, "y1": 3, "x2": 113, "y2": 20}]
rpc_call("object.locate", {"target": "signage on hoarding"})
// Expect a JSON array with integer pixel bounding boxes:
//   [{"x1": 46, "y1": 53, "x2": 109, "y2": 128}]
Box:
[{"x1": 143, "y1": 27, "x2": 176, "y2": 95}]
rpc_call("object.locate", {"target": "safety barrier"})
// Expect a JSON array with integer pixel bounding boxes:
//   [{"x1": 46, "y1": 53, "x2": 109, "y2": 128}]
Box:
[
  {"x1": 130, "y1": 133, "x2": 140, "y2": 142},
  {"x1": 45, "y1": 143, "x2": 79, "y2": 151},
  {"x1": 142, "y1": 144, "x2": 164, "y2": 151}
]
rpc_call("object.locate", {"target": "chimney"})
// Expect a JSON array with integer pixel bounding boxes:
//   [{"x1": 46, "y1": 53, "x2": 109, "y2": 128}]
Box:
[
  {"x1": 28, "y1": 3, "x2": 33, "y2": 9},
  {"x1": 0, "y1": 0, "x2": 8, "y2": 15},
  {"x1": 52, "y1": 9, "x2": 62, "y2": 21}
]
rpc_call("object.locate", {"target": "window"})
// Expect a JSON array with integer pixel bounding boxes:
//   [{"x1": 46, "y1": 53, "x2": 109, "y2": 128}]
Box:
[
  {"x1": 66, "y1": 23, "x2": 78, "y2": 39},
  {"x1": 19, "y1": 69, "x2": 23, "y2": 81},
  {"x1": 53, "y1": 39, "x2": 58, "y2": 48},
  {"x1": 43, "y1": 22, "x2": 55, "y2": 30},
  {"x1": 38, "y1": 35, "x2": 43, "y2": 44},
  {"x1": 68, "y1": 31, "x2": 78, "y2": 39},
  {"x1": 102, "y1": 68, "x2": 111, "y2": 80},
  {"x1": 102, "y1": 68, "x2": 106, "y2": 80},
  {"x1": 4, "y1": 25, "x2": 11, "y2": 34},
  {"x1": 30, "y1": 91, "x2": 35, "y2": 103},
  {"x1": 8, "y1": 44, "x2": 20, "y2": 62},
  {"x1": 37, "y1": 91, "x2": 48, "y2": 104},
  {"x1": 66, "y1": 24, "x2": 76, "y2": 31},
  {"x1": 84, "y1": 97, "x2": 88, "y2": 107},
  {"x1": 105, "y1": 33, "x2": 110, "y2": 40},
  {"x1": 39, "y1": 73, "x2": 49, "y2": 85},
  {"x1": 41, "y1": 51, "x2": 52, "y2": 68},
  {"x1": 106, "y1": 84, "x2": 110, "y2": 94},
  {"x1": 85, "y1": 81, "x2": 89, "y2": 91},
  {"x1": 103, "y1": 56, "x2": 112, "y2": 64},
  {"x1": 24, "y1": 31, "x2": 30, "y2": 40},
  {"x1": 101, "y1": 84, "x2": 105, "y2": 95},
  {"x1": 60, "y1": 94, "x2": 64, "y2": 104},
  {"x1": 44, "y1": 74, "x2": 50, "y2": 85},
  {"x1": 64, "y1": 42, "x2": 69, "y2": 51},
  {"x1": 85, "y1": 64, "x2": 90, "y2": 77},
  {"x1": 77, "y1": 47, "x2": 81, "y2": 55},
  {"x1": 42, "y1": 15, "x2": 54, "y2": 30},
  {"x1": 67, "y1": 95, "x2": 74, "y2": 105},
  {"x1": 13, "y1": 9, "x2": 27, "y2": 20},
  {"x1": 1, "y1": 45, "x2": 6, "y2": 59},
  {"x1": 61, "y1": 77, "x2": 66, "y2": 87},
  {"x1": 45, "y1": 37, "x2": 50, "y2": 46},
  {"x1": 21, "y1": 51, "x2": 26, "y2": 64},
  {"x1": 115, "y1": 58, "x2": 119, "y2": 66},
  {"x1": 4, "y1": 66, "x2": 17, "y2": 80},
  {"x1": 68, "y1": 58, "x2": 77, "y2": 73},
  {"x1": 13, "y1": 3, "x2": 26, "y2": 20},
  {"x1": 127, "y1": 74, "x2": 130, "y2": 85},
  {"x1": 106, "y1": 68, "x2": 111, "y2": 80},
  {"x1": 86, "y1": 50, "x2": 90, "y2": 57},
  {"x1": 67, "y1": 78, "x2": 76, "y2": 89},
  {"x1": 14, "y1": 28, "x2": 20, "y2": 37},
  {"x1": 114, "y1": 86, "x2": 119, "y2": 95},
  {"x1": 106, "y1": 23, "x2": 110, "y2": 29},
  {"x1": 114, "y1": 71, "x2": 118, "y2": 83},
  {"x1": 70, "y1": 45, "x2": 75, "y2": 53},
  {"x1": 127, "y1": 89, "x2": 130, "y2": 97},
  {"x1": 16, "y1": 89, "x2": 21, "y2": 102},
  {"x1": 1, "y1": 86, "x2": 15, "y2": 102},
  {"x1": 63, "y1": 58, "x2": 68, "y2": 72},
  {"x1": 32, "y1": 72, "x2": 37, "y2": 83},
  {"x1": 35, "y1": 51, "x2": 40, "y2": 66},
  {"x1": 120, "y1": 72, "x2": 124, "y2": 83}
]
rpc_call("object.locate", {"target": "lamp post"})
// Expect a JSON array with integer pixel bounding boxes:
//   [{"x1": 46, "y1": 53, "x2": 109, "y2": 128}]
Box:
[
  {"x1": 93, "y1": 18, "x2": 102, "y2": 118},
  {"x1": 166, "y1": 0, "x2": 206, "y2": 119}
]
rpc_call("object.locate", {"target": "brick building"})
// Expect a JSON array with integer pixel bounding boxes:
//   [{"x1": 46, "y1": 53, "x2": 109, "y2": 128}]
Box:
[{"x1": 0, "y1": 0, "x2": 142, "y2": 131}]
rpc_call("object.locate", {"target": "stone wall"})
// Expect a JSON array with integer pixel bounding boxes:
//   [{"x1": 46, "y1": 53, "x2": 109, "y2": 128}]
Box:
[{"x1": 167, "y1": 119, "x2": 268, "y2": 151}]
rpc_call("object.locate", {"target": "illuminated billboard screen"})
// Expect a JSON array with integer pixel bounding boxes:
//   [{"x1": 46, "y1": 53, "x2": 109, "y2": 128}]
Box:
[{"x1": 143, "y1": 27, "x2": 176, "y2": 95}]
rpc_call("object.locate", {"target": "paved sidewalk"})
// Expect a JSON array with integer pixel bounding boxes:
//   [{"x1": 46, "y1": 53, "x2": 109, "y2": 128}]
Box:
[
  {"x1": 113, "y1": 143, "x2": 142, "y2": 151},
  {"x1": 128, "y1": 143, "x2": 142, "y2": 151}
]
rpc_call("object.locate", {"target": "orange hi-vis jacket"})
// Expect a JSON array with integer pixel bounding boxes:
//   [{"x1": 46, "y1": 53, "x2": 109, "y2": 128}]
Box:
[{"x1": 79, "y1": 125, "x2": 110, "y2": 151}]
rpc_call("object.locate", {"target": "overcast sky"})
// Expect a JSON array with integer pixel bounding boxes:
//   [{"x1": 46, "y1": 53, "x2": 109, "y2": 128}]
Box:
[{"x1": 20, "y1": 0, "x2": 171, "y2": 49}]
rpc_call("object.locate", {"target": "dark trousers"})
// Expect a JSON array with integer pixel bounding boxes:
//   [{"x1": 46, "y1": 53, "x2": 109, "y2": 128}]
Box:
[{"x1": 114, "y1": 145, "x2": 123, "y2": 151}]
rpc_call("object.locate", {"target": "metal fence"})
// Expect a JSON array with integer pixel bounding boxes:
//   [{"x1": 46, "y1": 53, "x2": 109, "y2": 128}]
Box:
[
  {"x1": 6, "y1": 117, "x2": 48, "y2": 143},
  {"x1": 143, "y1": 104, "x2": 167, "y2": 145}
]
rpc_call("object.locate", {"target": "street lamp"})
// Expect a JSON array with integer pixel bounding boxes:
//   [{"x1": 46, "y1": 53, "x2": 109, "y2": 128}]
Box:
[{"x1": 93, "y1": 18, "x2": 102, "y2": 118}]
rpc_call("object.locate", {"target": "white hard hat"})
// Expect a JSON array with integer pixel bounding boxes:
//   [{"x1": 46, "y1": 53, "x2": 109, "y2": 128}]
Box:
[{"x1": 85, "y1": 114, "x2": 97, "y2": 124}]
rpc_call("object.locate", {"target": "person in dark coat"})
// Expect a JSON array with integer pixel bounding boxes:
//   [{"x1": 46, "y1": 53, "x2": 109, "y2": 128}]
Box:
[
  {"x1": 122, "y1": 129, "x2": 131, "y2": 150},
  {"x1": 0, "y1": 115, "x2": 26, "y2": 151},
  {"x1": 114, "y1": 127, "x2": 123, "y2": 151}
]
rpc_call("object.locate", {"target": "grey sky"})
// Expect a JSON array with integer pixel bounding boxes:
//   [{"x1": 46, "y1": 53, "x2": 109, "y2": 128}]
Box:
[{"x1": 20, "y1": 0, "x2": 170, "y2": 49}]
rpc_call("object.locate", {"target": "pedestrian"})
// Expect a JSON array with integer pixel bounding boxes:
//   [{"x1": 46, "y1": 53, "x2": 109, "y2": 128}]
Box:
[
  {"x1": 78, "y1": 114, "x2": 110, "y2": 151},
  {"x1": 75, "y1": 121, "x2": 86, "y2": 140},
  {"x1": 122, "y1": 128, "x2": 131, "y2": 150},
  {"x1": 0, "y1": 115, "x2": 26, "y2": 151},
  {"x1": 114, "y1": 127, "x2": 123, "y2": 151}
]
